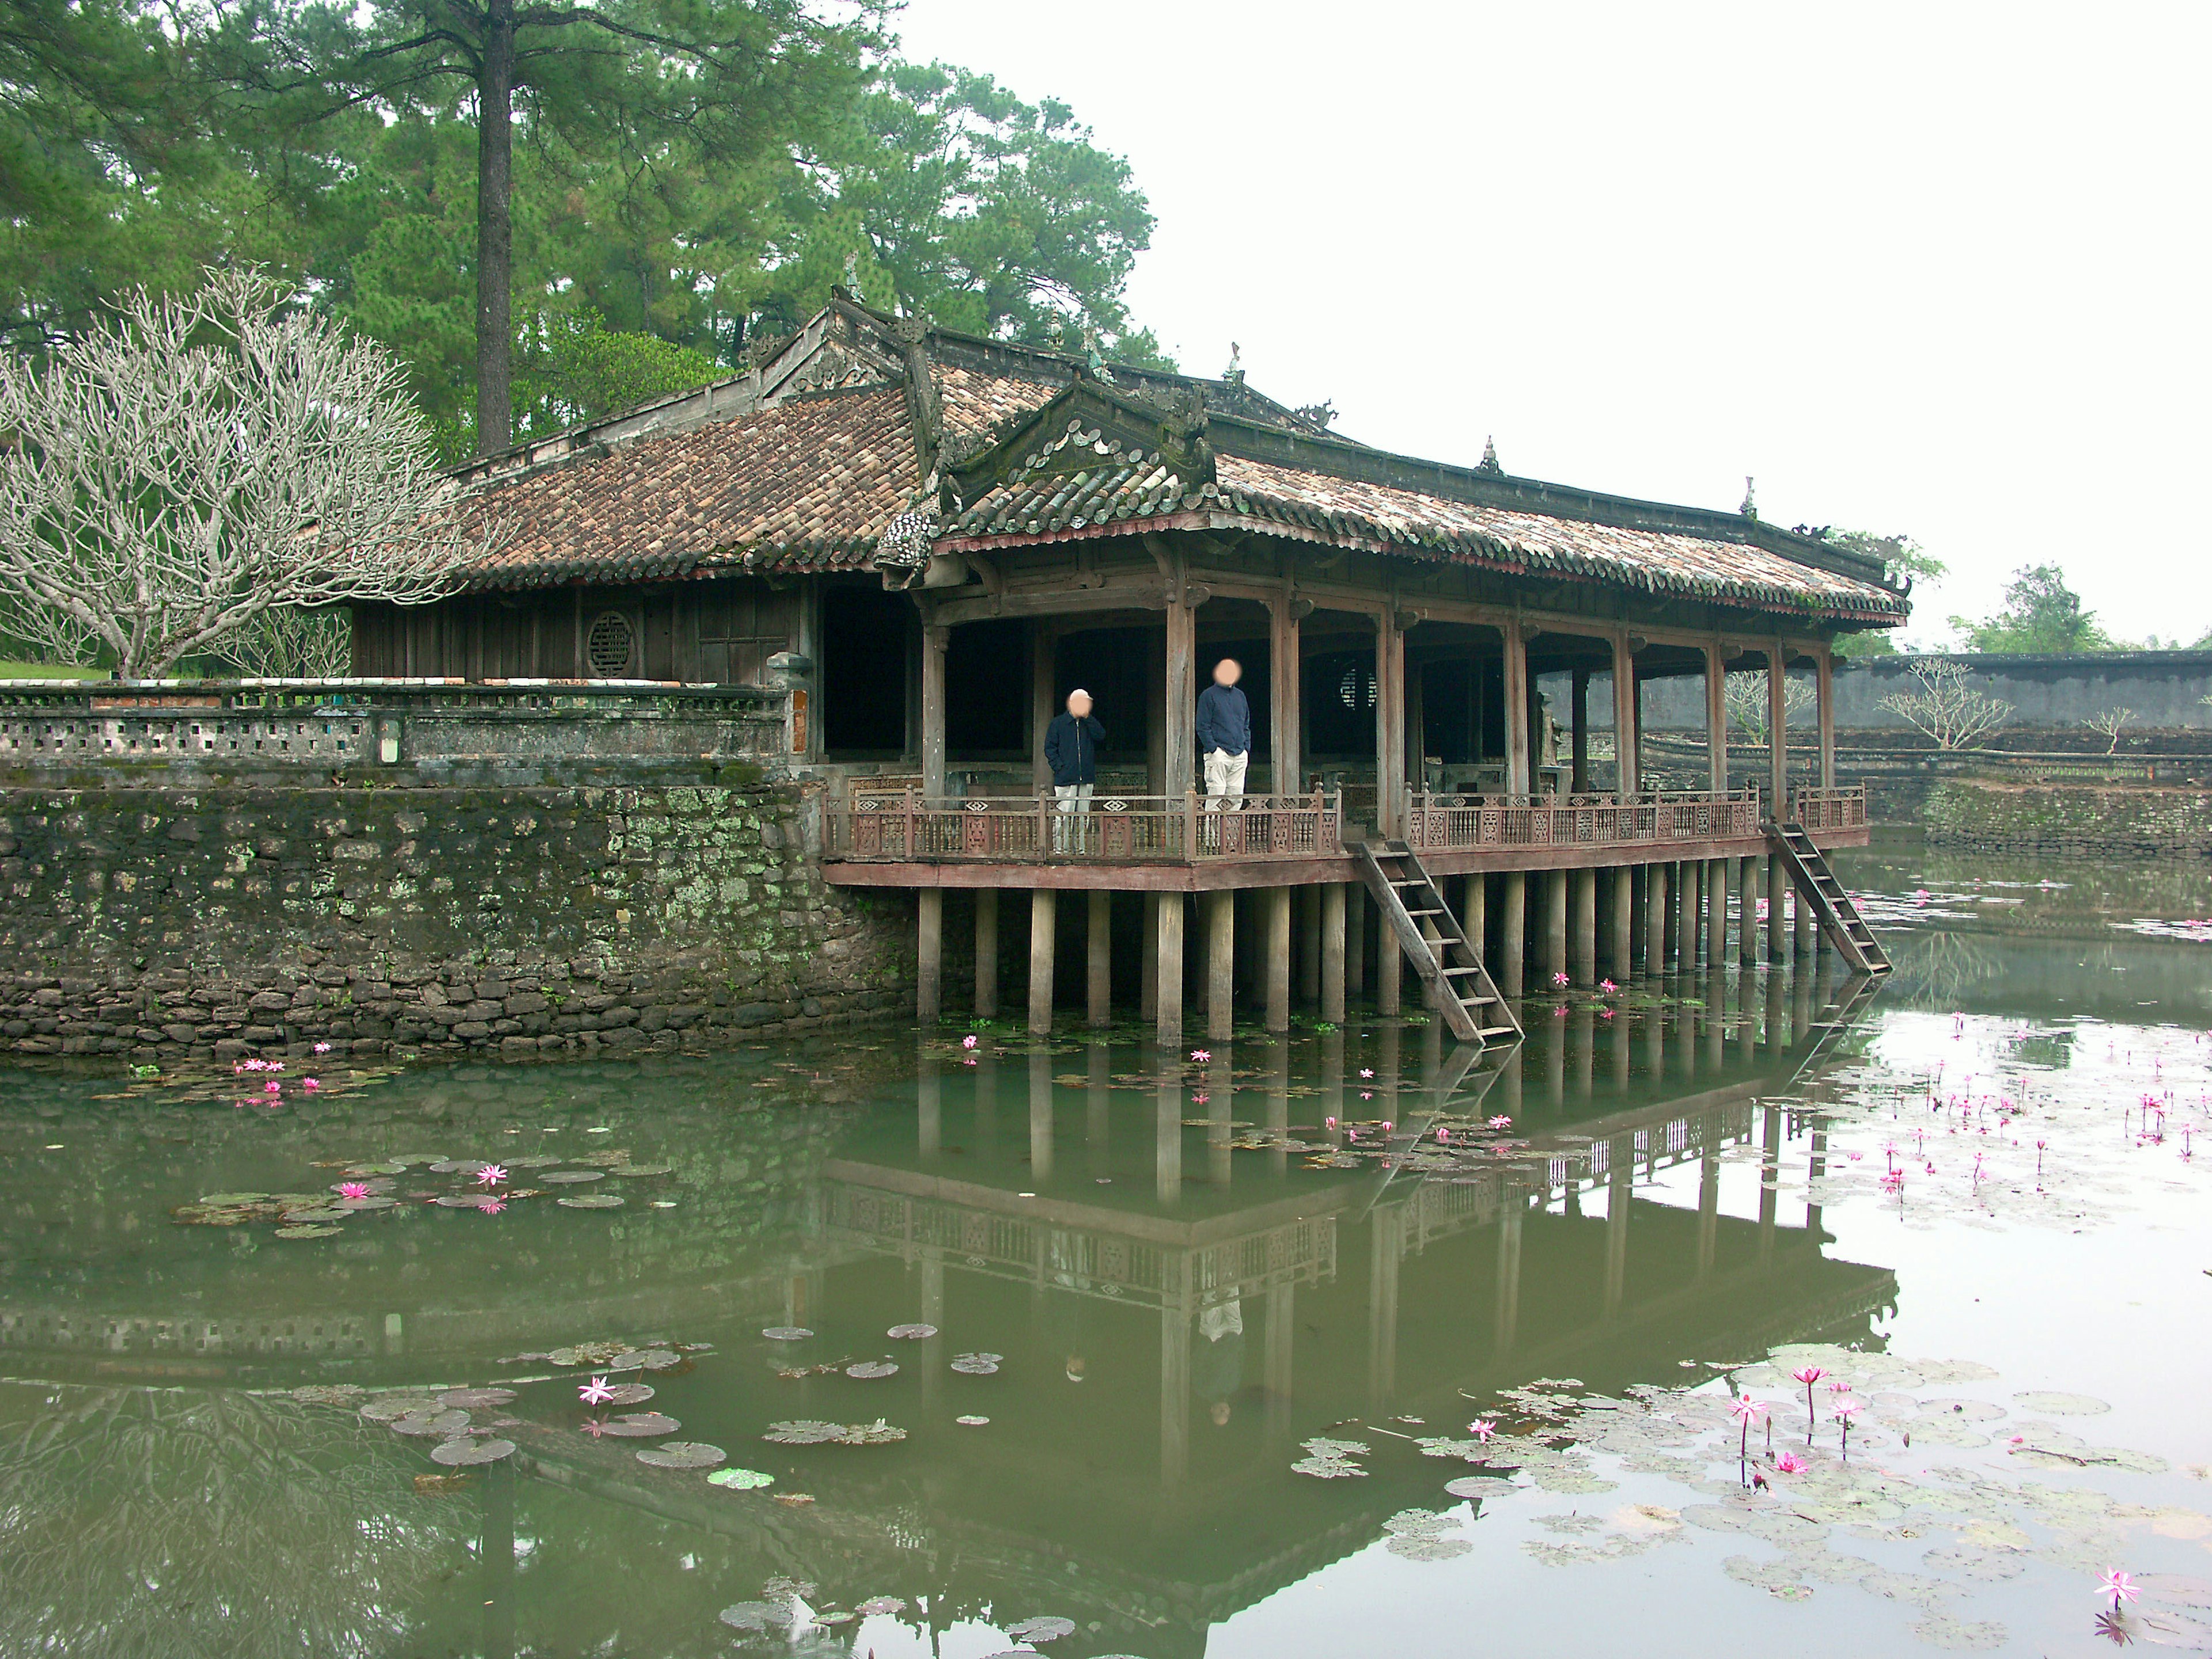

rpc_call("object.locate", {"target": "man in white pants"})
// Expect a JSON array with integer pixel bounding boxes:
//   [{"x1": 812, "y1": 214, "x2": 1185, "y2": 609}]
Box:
[{"x1": 1196, "y1": 657, "x2": 1251, "y2": 810}]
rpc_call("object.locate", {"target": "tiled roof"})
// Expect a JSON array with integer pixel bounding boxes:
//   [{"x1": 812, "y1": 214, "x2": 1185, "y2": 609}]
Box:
[{"x1": 464, "y1": 388, "x2": 915, "y2": 589}]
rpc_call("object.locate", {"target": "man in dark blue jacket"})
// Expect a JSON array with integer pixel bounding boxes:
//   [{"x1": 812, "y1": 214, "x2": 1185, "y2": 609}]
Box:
[
  {"x1": 1044, "y1": 690, "x2": 1106, "y2": 848},
  {"x1": 1195, "y1": 657, "x2": 1251, "y2": 808}
]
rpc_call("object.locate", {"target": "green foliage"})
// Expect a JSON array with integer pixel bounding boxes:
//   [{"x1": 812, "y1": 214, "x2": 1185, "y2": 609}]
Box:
[{"x1": 1950, "y1": 564, "x2": 2111, "y2": 654}]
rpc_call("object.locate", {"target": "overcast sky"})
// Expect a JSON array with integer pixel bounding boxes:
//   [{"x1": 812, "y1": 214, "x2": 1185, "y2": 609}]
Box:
[{"x1": 891, "y1": 1, "x2": 2209, "y2": 647}]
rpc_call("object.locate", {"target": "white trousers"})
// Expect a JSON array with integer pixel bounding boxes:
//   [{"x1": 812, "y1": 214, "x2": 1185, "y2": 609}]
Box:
[{"x1": 1203, "y1": 748, "x2": 1248, "y2": 808}]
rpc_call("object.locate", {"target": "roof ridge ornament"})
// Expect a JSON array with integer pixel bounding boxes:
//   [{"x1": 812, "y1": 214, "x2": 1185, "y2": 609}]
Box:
[
  {"x1": 1740, "y1": 475, "x2": 1758, "y2": 520},
  {"x1": 1478, "y1": 435, "x2": 1502, "y2": 475},
  {"x1": 1223, "y1": 341, "x2": 1244, "y2": 388}
]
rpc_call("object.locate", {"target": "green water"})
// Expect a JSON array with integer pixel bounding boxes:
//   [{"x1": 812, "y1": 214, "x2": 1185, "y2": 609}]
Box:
[{"x1": 4, "y1": 836, "x2": 2211, "y2": 1658}]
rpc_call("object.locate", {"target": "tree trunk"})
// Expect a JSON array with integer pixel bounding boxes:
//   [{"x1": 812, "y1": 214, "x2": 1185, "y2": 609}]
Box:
[{"x1": 475, "y1": 1, "x2": 517, "y2": 457}]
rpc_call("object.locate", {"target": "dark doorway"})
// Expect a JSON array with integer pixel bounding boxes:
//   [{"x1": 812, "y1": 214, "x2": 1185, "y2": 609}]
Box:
[
  {"x1": 1052, "y1": 627, "x2": 1152, "y2": 772},
  {"x1": 947, "y1": 618, "x2": 1027, "y2": 758},
  {"x1": 822, "y1": 583, "x2": 911, "y2": 756}
]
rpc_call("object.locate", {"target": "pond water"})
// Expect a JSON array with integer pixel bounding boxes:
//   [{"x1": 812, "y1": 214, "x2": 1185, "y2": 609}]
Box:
[{"x1": 5, "y1": 833, "x2": 2212, "y2": 1658}]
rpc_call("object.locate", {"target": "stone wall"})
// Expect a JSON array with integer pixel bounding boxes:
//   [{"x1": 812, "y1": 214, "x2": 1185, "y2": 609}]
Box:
[
  {"x1": 1923, "y1": 779, "x2": 2212, "y2": 857},
  {"x1": 0, "y1": 776, "x2": 916, "y2": 1063}
]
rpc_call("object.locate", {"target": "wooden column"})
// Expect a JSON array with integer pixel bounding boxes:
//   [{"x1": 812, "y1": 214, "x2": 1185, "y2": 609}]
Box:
[
  {"x1": 1206, "y1": 890, "x2": 1235, "y2": 1042},
  {"x1": 1705, "y1": 857, "x2": 1728, "y2": 969},
  {"x1": 1608, "y1": 865, "x2": 1633, "y2": 979},
  {"x1": 974, "y1": 889, "x2": 999, "y2": 1018},
  {"x1": 1611, "y1": 635, "x2": 1639, "y2": 794},
  {"x1": 1266, "y1": 887, "x2": 1292, "y2": 1032},
  {"x1": 1419, "y1": 914, "x2": 1442, "y2": 1009},
  {"x1": 1796, "y1": 881, "x2": 1816, "y2": 957},
  {"x1": 1028, "y1": 889, "x2": 1056, "y2": 1036},
  {"x1": 1569, "y1": 867, "x2": 1596, "y2": 983},
  {"x1": 1704, "y1": 643, "x2": 1728, "y2": 795},
  {"x1": 1502, "y1": 619, "x2": 1530, "y2": 794},
  {"x1": 1817, "y1": 646, "x2": 1838, "y2": 790},
  {"x1": 1087, "y1": 890, "x2": 1112, "y2": 1029},
  {"x1": 1297, "y1": 885, "x2": 1322, "y2": 1005},
  {"x1": 1464, "y1": 873, "x2": 1486, "y2": 963},
  {"x1": 1321, "y1": 882, "x2": 1347, "y2": 1022},
  {"x1": 1570, "y1": 667, "x2": 1590, "y2": 794},
  {"x1": 921, "y1": 620, "x2": 948, "y2": 797},
  {"x1": 1347, "y1": 888, "x2": 1366, "y2": 998},
  {"x1": 1140, "y1": 893, "x2": 1158, "y2": 1021},
  {"x1": 1154, "y1": 893, "x2": 1184, "y2": 1047},
  {"x1": 1270, "y1": 594, "x2": 1304, "y2": 794},
  {"x1": 1738, "y1": 855, "x2": 1759, "y2": 965},
  {"x1": 1543, "y1": 869, "x2": 1569, "y2": 980},
  {"x1": 1767, "y1": 646, "x2": 1789, "y2": 813},
  {"x1": 1145, "y1": 628, "x2": 1167, "y2": 794},
  {"x1": 1164, "y1": 582, "x2": 1196, "y2": 802},
  {"x1": 1645, "y1": 861, "x2": 1669, "y2": 972},
  {"x1": 1499, "y1": 872, "x2": 1526, "y2": 997},
  {"x1": 1030, "y1": 621, "x2": 1055, "y2": 789},
  {"x1": 1767, "y1": 854, "x2": 1789, "y2": 963},
  {"x1": 1377, "y1": 910, "x2": 1403, "y2": 1015},
  {"x1": 917, "y1": 891, "x2": 942, "y2": 1020},
  {"x1": 1375, "y1": 611, "x2": 1407, "y2": 836}
]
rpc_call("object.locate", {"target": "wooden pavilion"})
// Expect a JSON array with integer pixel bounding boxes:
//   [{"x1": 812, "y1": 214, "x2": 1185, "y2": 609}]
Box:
[{"x1": 355, "y1": 290, "x2": 1910, "y2": 1043}]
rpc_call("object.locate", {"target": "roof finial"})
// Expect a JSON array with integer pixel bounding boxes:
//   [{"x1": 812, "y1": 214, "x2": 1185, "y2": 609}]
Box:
[
  {"x1": 1739, "y1": 475, "x2": 1758, "y2": 519},
  {"x1": 843, "y1": 251, "x2": 862, "y2": 302},
  {"x1": 1223, "y1": 341, "x2": 1244, "y2": 387},
  {"x1": 1478, "y1": 435, "x2": 1502, "y2": 474}
]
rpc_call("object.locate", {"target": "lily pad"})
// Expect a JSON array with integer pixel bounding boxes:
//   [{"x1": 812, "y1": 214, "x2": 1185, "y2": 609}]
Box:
[
  {"x1": 597, "y1": 1412, "x2": 680, "y2": 1437},
  {"x1": 718, "y1": 1603, "x2": 785, "y2": 1632},
  {"x1": 1445, "y1": 1475, "x2": 1514, "y2": 1500},
  {"x1": 609, "y1": 1162, "x2": 674, "y2": 1176},
  {"x1": 838, "y1": 1420, "x2": 906, "y2": 1445},
  {"x1": 855, "y1": 1596, "x2": 906, "y2": 1615},
  {"x1": 636, "y1": 1441, "x2": 726, "y2": 1469},
  {"x1": 274, "y1": 1224, "x2": 342, "y2": 1238},
  {"x1": 600, "y1": 1382, "x2": 655, "y2": 1406},
  {"x1": 359, "y1": 1395, "x2": 441, "y2": 1423},
  {"x1": 1387, "y1": 1533, "x2": 1474, "y2": 1561},
  {"x1": 198, "y1": 1191, "x2": 270, "y2": 1205},
  {"x1": 950, "y1": 1353, "x2": 1001, "y2": 1375},
  {"x1": 763, "y1": 1419, "x2": 846, "y2": 1445},
  {"x1": 762, "y1": 1326, "x2": 815, "y2": 1342},
  {"x1": 887, "y1": 1323, "x2": 937, "y2": 1340},
  {"x1": 1005, "y1": 1616, "x2": 1077, "y2": 1642},
  {"x1": 956, "y1": 1415, "x2": 990, "y2": 1426},
  {"x1": 2012, "y1": 1390, "x2": 2111, "y2": 1415},
  {"x1": 707, "y1": 1467, "x2": 776, "y2": 1490},
  {"x1": 845, "y1": 1360, "x2": 898, "y2": 1380},
  {"x1": 430, "y1": 1437, "x2": 515, "y2": 1465},
  {"x1": 541, "y1": 1170, "x2": 605, "y2": 1184},
  {"x1": 336, "y1": 1195, "x2": 398, "y2": 1210},
  {"x1": 556, "y1": 1194, "x2": 624, "y2": 1209},
  {"x1": 391, "y1": 1409, "x2": 472, "y2": 1437},
  {"x1": 278, "y1": 1208, "x2": 349, "y2": 1222},
  {"x1": 437, "y1": 1388, "x2": 517, "y2": 1409}
]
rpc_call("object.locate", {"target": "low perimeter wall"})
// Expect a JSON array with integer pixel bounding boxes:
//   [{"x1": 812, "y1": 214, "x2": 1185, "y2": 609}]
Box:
[
  {"x1": 0, "y1": 777, "x2": 915, "y2": 1065},
  {"x1": 1922, "y1": 779, "x2": 2212, "y2": 857}
]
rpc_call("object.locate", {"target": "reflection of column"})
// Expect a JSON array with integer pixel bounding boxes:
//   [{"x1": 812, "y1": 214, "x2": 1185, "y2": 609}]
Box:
[
  {"x1": 1321, "y1": 1025, "x2": 1345, "y2": 1123},
  {"x1": 1611, "y1": 1007, "x2": 1631, "y2": 1094},
  {"x1": 1160, "y1": 1289, "x2": 1191, "y2": 1488},
  {"x1": 1155, "y1": 1060, "x2": 1183, "y2": 1205},
  {"x1": 1264, "y1": 1279, "x2": 1295, "y2": 1437},
  {"x1": 1266, "y1": 1038, "x2": 1291, "y2": 1179},
  {"x1": 1807, "y1": 1123, "x2": 1828, "y2": 1236},
  {"x1": 1673, "y1": 994, "x2": 1695, "y2": 1081},
  {"x1": 481, "y1": 1458, "x2": 516, "y2": 1659},
  {"x1": 1378, "y1": 1025, "x2": 1401, "y2": 1128},
  {"x1": 1696, "y1": 1111, "x2": 1719, "y2": 1278},
  {"x1": 1497, "y1": 1043, "x2": 1522, "y2": 1121},
  {"x1": 1029, "y1": 1050, "x2": 1054, "y2": 1185},
  {"x1": 1492, "y1": 1201, "x2": 1522, "y2": 1354},
  {"x1": 1602, "y1": 1134, "x2": 1630, "y2": 1324},
  {"x1": 1704, "y1": 971, "x2": 1725, "y2": 1070},
  {"x1": 1572, "y1": 1005, "x2": 1594, "y2": 1103},
  {"x1": 1758, "y1": 1101, "x2": 1782, "y2": 1268},
  {"x1": 919, "y1": 1040, "x2": 941, "y2": 1158},
  {"x1": 1367, "y1": 1204, "x2": 1403, "y2": 1412},
  {"x1": 1543, "y1": 1011, "x2": 1565, "y2": 1107},
  {"x1": 1766, "y1": 962, "x2": 1789, "y2": 1049},
  {"x1": 974, "y1": 1048, "x2": 998, "y2": 1156},
  {"x1": 1209, "y1": 1044, "x2": 1233, "y2": 1188},
  {"x1": 921, "y1": 1248, "x2": 945, "y2": 1415},
  {"x1": 1793, "y1": 959, "x2": 1815, "y2": 1041},
  {"x1": 1737, "y1": 969, "x2": 1758, "y2": 1065},
  {"x1": 1086, "y1": 1041, "x2": 1111, "y2": 1177},
  {"x1": 1643, "y1": 989, "x2": 1664, "y2": 1075}
]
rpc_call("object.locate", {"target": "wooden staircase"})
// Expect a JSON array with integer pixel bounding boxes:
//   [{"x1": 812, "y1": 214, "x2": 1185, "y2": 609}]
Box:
[
  {"x1": 1766, "y1": 820, "x2": 1892, "y2": 975},
  {"x1": 1353, "y1": 841, "x2": 1524, "y2": 1045}
]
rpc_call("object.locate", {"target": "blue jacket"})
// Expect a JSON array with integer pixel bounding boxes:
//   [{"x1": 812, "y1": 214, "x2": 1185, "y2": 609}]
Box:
[
  {"x1": 1044, "y1": 711, "x2": 1107, "y2": 785},
  {"x1": 1195, "y1": 683, "x2": 1251, "y2": 756}
]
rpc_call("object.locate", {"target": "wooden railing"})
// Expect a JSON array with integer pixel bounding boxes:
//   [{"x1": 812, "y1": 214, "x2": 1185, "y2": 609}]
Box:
[
  {"x1": 1404, "y1": 789, "x2": 1764, "y2": 853},
  {"x1": 1789, "y1": 784, "x2": 1869, "y2": 831},
  {"x1": 827, "y1": 790, "x2": 1342, "y2": 863}
]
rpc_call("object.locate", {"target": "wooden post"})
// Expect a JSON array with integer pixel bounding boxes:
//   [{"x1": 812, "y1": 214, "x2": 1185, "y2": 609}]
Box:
[
  {"x1": 1321, "y1": 882, "x2": 1347, "y2": 1022},
  {"x1": 1768, "y1": 645, "x2": 1789, "y2": 814},
  {"x1": 1502, "y1": 620, "x2": 1530, "y2": 794},
  {"x1": 1207, "y1": 889, "x2": 1235, "y2": 1042},
  {"x1": 1028, "y1": 889, "x2": 1056, "y2": 1036},
  {"x1": 1464, "y1": 873, "x2": 1486, "y2": 963},
  {"x1": 1796, "y1": 879, "x2": 1816, "y2": 957},
  {"x1": 1661, "y1": 860, "x2": 1680, "y2": 965},
  {"x1": 1266, "y1": 887, "x2": 1292, "y2": 1032},
  {"x1": 1817, "y1": 646, "x2": 1837, "y2": 791},
  {"x1": 1419, "y1": 915, "x2": 1443, "y2": 1009},
  {"x1": 1375, "y1": 611, "x2": 1406, "y2": 836},
  {"x1": 1611, "y1": 634, "x2": 1638, "y2": 794},
  {"x1": 1145, "y1": 628, "x2": 1167, "y2": 794},
  {"x1": 1271, "y1": 592, "x2": 1304, "y2": 796},
  {"x1": 1570, "y1": 667, "x2": 1590, "y2": 794},
  {"x1": 1646, "y1": 861, "x2": 1668, "y2": 972},
  {"x1": 1705, "y1": 857, "x2": 1728, "y2": 969},
  {"x1": 1377, "y1": 910, "x2": 1402, "y2": 1015},
  {"x1": 1087, "y1": 889, "x2": 1112, "y2": 1028},
  {"x1": 1347, "y1": 887, "x2": 1366, "y2": 998},
  {"x1": 975, "y1": 888, "x2": 999, "y2": 1018},
  {"x1": 1543, "y1": 869, "x2": 1569, "y2": 980},
  {"x1": 917, "y1": 891, "x2": 942, "y2": 1021},
  {"x1": 1704, "y1": 643, "x2": 1728, "y2": 794},
  {"x1": 1297, "y1": 884, "x2": 1321, "y2": 1005},
  {"x1": 921, "y1": 621, "x2": 948, "y2": 797},
  {"x1": 1569, "y1": 866, "x2": 1596, "y2": 983},
  {"x1": 1154, "y1": 892, "x2": 1184, "y2": 1048},
  {"x1": 1767, "y1": 854, "x2": 1789, "y2": 963},
  {"x1": 1165, "y1": 582, "x2": 1196, "y2": 802},
  {"x1": 1738, "y1": 855, "x2": 1759, "y2": 965},
  {"x1": 1141, "y1": 893, "x2": 1158, "y2": 1021},
  {"x1": 1031, "y1": 620, "x2": 1055, "y2": 789},
  {"x1": 1499, "y1": 872, "x2": 1526, "y2": 996},
  {"x1": 1608, "y1": 864, "x2": 1633, "y2": 980}
]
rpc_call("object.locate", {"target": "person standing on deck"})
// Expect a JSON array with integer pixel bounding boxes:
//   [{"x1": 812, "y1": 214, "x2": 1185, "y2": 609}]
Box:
[
  {"x1": 1045, "y1": 689, "x2": 1106, "y2": 849},
  {"x1": 1196, "y1": 657, "x2": 1251, "y2": 810}
]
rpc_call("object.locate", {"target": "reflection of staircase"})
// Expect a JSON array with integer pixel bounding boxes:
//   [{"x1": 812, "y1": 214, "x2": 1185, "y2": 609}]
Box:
[
  {"x1": 1359, "y1": 1037, "x2": 1520, "y2": 1216},
  {"x1": 1766, "y1": 821, "x2": 1892, "y2": 975},
  {"x1": 1789, "y1": 974, "x2": 1885, "y2": 1085},
  {"x1": 1353, "y1": 841, "x2": 1524, "y2": 1044}
]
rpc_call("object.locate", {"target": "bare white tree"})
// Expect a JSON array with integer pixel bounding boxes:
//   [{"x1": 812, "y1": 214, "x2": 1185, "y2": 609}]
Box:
[
  {"x1": 0, "y1": 270, "x2": 498, "y2": 678},
  {"x1": 1725, "y1": 670, "x2": 1813, "y2": 745},
  {"x1": 210, "y1": 605, "x2": 354, "y2": 679},
  {"x1": 2082, "y1": 706, "x2": 2135, "y2": 753},
  {"x1": 1880, "y1": 659, "x2": 2013, "y2": 749}
]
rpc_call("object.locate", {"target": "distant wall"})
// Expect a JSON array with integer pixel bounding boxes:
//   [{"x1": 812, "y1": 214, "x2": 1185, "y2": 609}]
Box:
[
  {"x1": 1923, "y1": 779, "x2": 2212, "y2": 856},
  {"x1": 1638, "y1": 652, "x2": 2212, "y2": 733}
]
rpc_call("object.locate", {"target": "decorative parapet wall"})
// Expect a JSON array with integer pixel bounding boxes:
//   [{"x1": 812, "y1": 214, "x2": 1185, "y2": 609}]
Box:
[{"x1": 0, "y1": 677, "x2": 801, "y2": 779}]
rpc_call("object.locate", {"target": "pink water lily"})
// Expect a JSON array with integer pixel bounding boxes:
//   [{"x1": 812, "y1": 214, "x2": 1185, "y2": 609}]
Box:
[
  {"x1": 475, "y1": 1164, "x2": 507, "y2": 1187},
  {"x1": 338, "y1": 1181, "x2": 370, "y2": 1200},
  {"x1": 1191, "y1": 1048, "x2": 1211, "y2": 1063},
  {"x1": 961, "y1": 1034, "x2": 979, "y2": 1050},
  {"x1": 263, "y1": 1080, "x2": 281, "y2": 1093},
  {"x1": 1324, "y1": 1116, "x2": 1337, "y2": 1130},
  {"x1": 2097, "y1": 1568, "x2": 2139, "y2": 1609},
  {"x1": 1359, "y1": 1068, "x2": 1374, "y2": 1079},
  {"x1": 301, "y1": 1078, "x2": 320, "y2": 1091},
  {"x1": 1191, "y1": 1092, "x2": 1209, "y2": 1105},
  {"x1": 1729, "y1": 1396, "x2": 1769, "y2": 1479},
  {"x1": 1791, "y1": 1366, "x2": 1829, "y2": 1441},
  {"x1": 1469, "y1": 1419, "x2": 1496, "y2": 1442},
  {"x1": 1775, "y1": 1451, "x2": 1806, "y2": 1475},
  {"x1": 1599, "y1": 979, "x2": 1617, "y2": 995},
  {"x1": 474, "y1": 1197, "x2": 506, "y2": 1214},
  {"x1": 312, "y1": 1041, "x2": 332, "y2": 1054},
  {"x1": 1551, "y1": 971, "x2": 1570, "y2": 986},
  {"x1": 1487, "y1": 1115, "x2": 1512, "y2": 1130},
  {"x1": 1834, "y1": 1397, "x2": 1862, "y2": 1460},
  {"x1": 578, "y1": 1375, "x2": 616, "y2": 1406}
]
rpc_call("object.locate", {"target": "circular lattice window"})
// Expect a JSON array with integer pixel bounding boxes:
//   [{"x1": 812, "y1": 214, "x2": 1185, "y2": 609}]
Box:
[{"x1": 586, "y1": 612, "x2": 635, "y2": 676}]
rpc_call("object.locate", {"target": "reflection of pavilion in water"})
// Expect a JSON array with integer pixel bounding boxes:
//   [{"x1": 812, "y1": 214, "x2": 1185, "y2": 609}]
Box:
[{"x1": 787, "y1": 968, "x2": 1896, "y2": 1643}]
